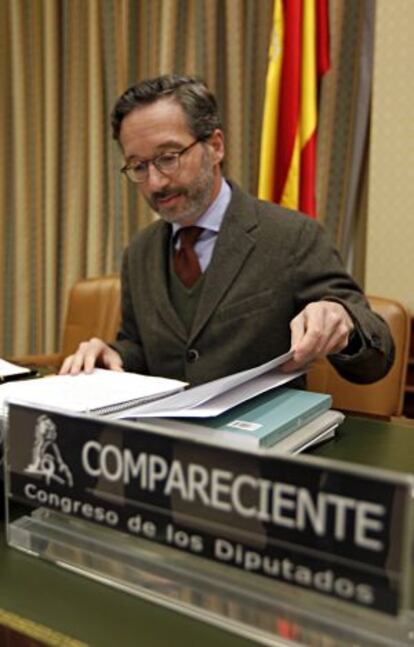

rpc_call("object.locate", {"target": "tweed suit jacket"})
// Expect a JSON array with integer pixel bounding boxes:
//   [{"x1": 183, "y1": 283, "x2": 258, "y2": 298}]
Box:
[{"x1": 112, "y1": 184, "x2": 394, "y2": 386}]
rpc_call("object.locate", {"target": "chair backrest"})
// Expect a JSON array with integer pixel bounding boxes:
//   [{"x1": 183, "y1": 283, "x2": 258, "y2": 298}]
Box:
[
  {"x1": 307, "y1": 296, "x2": 411, "y2": 417},
  {"x1": 61, "y1": 275, "x2": 121, "y2": 356}
]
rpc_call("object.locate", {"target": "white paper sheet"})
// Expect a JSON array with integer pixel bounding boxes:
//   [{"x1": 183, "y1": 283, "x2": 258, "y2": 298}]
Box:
[
  {"x1": 114, "y1": 351, "x2": 303, "y2": 418},
  {"x1": 0, "y1": 369, "x2": 186, "y2": 415},
  {"x1": 0, "y1": 358, "x2": 31, "y2": 378}
]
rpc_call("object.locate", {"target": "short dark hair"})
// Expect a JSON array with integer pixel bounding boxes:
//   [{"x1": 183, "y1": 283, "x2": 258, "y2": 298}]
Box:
[{"x1": 111, "y1": 74, "x2": 222, "y2": 141}]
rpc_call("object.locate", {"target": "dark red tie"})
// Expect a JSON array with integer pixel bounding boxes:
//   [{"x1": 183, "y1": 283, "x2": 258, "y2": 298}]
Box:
[{"x1": 173, "y1": 226, "x2": 203, "y2": 287}]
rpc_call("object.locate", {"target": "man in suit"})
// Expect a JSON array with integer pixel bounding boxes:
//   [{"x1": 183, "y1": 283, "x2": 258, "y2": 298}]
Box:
[{"x1": 60, "y1": 74, "x2": 394, "y2": 385}]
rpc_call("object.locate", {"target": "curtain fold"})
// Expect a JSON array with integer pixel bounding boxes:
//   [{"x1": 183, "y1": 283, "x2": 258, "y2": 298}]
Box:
[{"x1": 316, "y1": 0, "x2": 375, "y2": 275}]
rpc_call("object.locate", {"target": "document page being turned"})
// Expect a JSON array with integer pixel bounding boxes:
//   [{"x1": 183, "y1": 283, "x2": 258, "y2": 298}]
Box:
[{"x1": 113, "y1": 351, "x2": 303, "y2": 419}]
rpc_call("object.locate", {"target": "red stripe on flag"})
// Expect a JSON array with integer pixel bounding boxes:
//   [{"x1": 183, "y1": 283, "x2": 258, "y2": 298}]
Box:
[
  {"x1": 299, "y1": 131, "x2": 317, "y2": 218},
  {"x1": 274, "y1": 0, "x2": 302, "y2": 203},
  {"x1": 316, "y1": 0, "x2": 330, "y2": 76}
]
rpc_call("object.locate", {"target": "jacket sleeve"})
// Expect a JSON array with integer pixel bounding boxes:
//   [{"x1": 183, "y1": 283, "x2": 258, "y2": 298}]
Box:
[
  {"x1": 292, "y1": 217, "x2": 395, "y2": 384},
  {"x1": 110, "y1": 247, "x2": 149, "y2": 374}
]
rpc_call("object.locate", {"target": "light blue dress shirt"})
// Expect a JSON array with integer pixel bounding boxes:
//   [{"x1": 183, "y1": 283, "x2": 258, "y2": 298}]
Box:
[{"x1": 172, "y1": 179, "x2": 232, "y2": 273}]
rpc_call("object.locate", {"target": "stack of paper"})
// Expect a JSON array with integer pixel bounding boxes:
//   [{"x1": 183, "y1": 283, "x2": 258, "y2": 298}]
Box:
[
  {"x1": 127, "y1": 388, "x2": 343, "y2": 452},
  {"x1": 0, "y1": 352, "x2": 342, "y2": 455},
  {"x1": 0, "y1": 369, "x2": 187, "y2": 416}
]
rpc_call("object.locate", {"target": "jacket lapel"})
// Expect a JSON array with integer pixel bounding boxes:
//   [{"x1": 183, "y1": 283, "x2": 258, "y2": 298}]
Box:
[{"x1": 189, "y1": 185, "x2": 258, "y2": 343}]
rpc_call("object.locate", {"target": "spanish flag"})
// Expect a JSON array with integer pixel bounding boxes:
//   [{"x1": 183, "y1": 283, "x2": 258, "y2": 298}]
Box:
[{"x1": 258, "y1": 0, "x2": 330, "y2": 218}]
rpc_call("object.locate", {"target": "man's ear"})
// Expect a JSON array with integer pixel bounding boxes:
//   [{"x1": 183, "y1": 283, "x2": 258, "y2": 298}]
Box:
[{"x1": 208, "y1": 129, "x2": 225, "y2": 165}]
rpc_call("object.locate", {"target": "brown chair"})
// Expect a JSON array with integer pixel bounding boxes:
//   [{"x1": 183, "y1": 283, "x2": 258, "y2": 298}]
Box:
[
  {"x1": 12, "y1": 275, "x2": 121, "y2": 371},
  {"x1": 307, "y1": 296, "x2": 411, "y2": 417}
]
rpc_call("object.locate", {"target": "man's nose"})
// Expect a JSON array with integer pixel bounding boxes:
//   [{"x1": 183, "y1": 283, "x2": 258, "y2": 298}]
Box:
[{"x1": 145, "y1": 163, "x2": 170, "y2": 190}]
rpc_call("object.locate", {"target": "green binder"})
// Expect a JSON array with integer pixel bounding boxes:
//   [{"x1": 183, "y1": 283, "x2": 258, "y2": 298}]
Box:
[{"x1": 151, "y1": 388, "x2": 332, "y2": 448}]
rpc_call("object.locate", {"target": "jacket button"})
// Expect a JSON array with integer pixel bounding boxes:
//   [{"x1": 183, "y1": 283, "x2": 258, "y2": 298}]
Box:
[
  {"x1": 371, "y1": 334, "x2": 382, "y2": 349},
  {"x1": 186, "y1": 348, "x2": 200, "y2": 363}
]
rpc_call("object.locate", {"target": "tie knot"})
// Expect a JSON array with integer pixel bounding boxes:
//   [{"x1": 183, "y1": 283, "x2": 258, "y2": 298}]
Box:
[{"x1": 178, "y1": 226, "x2": 203, "y2": 249}]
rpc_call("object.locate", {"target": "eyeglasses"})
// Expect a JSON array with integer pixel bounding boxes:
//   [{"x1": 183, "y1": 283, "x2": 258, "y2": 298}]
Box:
[{"x1": 121, "y1": 138, "x2": 203, "y2": 184}]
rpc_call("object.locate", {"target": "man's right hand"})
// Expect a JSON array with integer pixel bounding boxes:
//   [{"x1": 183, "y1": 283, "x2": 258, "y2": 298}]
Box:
[{"x1": 59, "y1": 338, "x2": 124, "y2": 375}]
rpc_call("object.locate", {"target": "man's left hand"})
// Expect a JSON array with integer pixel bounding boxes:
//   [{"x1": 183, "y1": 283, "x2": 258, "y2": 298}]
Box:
[{"x1": 282, "y1": 300, "x2": 354, "y2": 372}]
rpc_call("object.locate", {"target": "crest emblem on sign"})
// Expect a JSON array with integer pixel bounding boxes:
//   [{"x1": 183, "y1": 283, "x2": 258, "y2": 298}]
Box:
[{"x1": 24, "y1": 414, "x2": 73, "y2": 487}]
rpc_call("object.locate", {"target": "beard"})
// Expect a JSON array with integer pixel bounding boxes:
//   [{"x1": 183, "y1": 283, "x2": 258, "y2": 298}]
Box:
[{"x1": 144, "y1": 149, "x2": 216, "y2": 224}]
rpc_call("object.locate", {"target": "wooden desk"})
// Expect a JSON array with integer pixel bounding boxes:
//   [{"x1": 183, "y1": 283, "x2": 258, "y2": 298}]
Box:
[{"x1": 1, "y1": 415, "x2": 413, "y2": 646}]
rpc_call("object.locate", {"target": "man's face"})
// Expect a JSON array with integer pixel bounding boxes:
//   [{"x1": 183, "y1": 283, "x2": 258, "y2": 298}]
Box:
[{"x1": 118, "y1": 98, "x2": 224, "y2": 225}]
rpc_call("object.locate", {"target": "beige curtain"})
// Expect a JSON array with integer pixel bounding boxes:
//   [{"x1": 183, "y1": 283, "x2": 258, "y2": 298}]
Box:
[
  {"x1": 316, "y1": 0, "x2": 375, "y2": 281},
  {"x1": 0, "y1": 0, "x2": 273, "y2": 357}
]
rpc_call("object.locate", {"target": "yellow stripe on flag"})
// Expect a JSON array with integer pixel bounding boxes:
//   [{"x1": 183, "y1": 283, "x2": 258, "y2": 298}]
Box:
[
  {"x1": 300, "y1": 0, "x2": 317, "y2": 147},
  {"x1": 280, "y1": 131, "x2": 300, "y2": 209},
  {"x1": 258, "y1": 0, "x2": 284, "y2": 201}
]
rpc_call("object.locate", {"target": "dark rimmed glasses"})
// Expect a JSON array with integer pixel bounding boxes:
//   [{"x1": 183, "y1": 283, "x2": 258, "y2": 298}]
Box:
[{"x1": 121, "y1": 138, "x2": 203, "y2": 184}]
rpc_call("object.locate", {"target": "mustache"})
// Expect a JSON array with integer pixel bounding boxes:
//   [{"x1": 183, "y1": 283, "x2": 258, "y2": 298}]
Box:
[{"x1": 151, "y1": 188, "x2": 187, "y2": 202}]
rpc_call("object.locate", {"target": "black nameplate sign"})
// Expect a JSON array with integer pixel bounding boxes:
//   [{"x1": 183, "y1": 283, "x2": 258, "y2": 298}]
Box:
[{"x1": 5, "y1": 404, "x2": 412, "y2": 616}]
